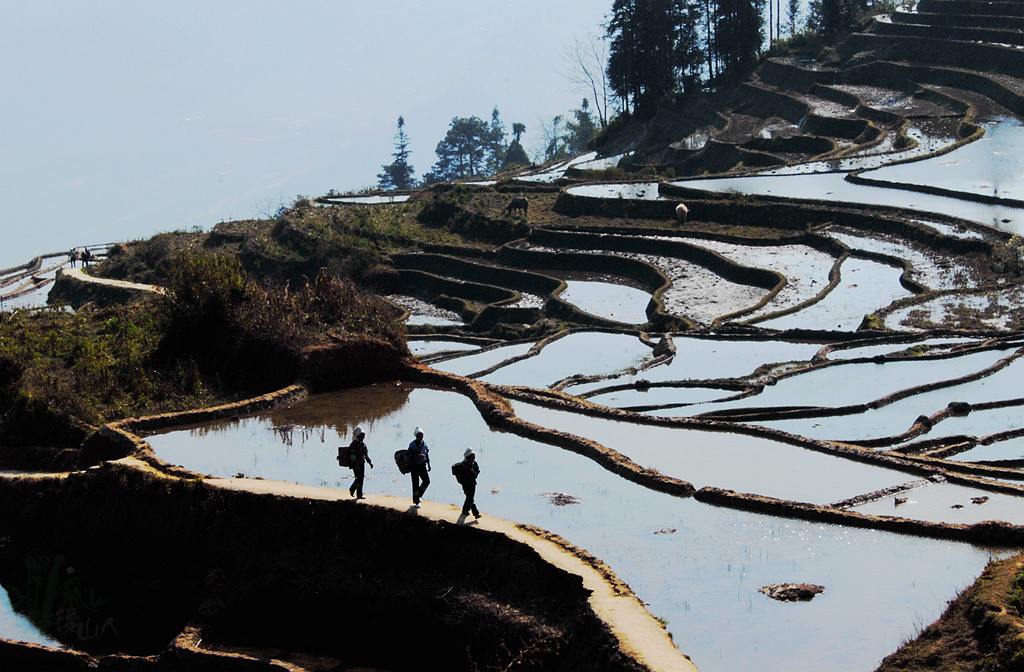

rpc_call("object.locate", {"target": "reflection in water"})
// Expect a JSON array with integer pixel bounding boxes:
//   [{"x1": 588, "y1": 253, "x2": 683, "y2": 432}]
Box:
[
  {"x1": 385, "y1": 295, "x2": 463, "y2": 326},
  {"x1": 145, "y1": 385, "x2": 1005, "y2": 672},
  {"x1": 511, "y1": 398, "x2": 914, "y2": 504},
  {"x1": 149, "y1": 383, "x2": 414, "y2": 451},
  {"x1": 566, "y1": 182, "x2": 663, "y2": 200},
  {"x1": 430, "y1": 342, "x2": 536, "y2": 377}
]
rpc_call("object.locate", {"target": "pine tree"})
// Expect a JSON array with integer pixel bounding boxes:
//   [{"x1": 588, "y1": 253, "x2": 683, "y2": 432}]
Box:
[
  {"x1": 565, "y1": 99, "x2": 599, "y2": 155},
  {"x1": 377, "y1": 116, "x2": 415, "y2": 191},
  {"x1": 424, "y1": 116, "x2": 491, "y2": 183},
  {"x1": 606, "y1": 0, "x2": 705, "y2": 116},
  {"x1": 485, "y1": 107, "x2": 507, "y2": 174},
  {"x1": 714, "y1": 0, "x2": 765, "y2": 82},
  {"x1": 502, "y1": 122, "x2": 531, "y2": 170}
]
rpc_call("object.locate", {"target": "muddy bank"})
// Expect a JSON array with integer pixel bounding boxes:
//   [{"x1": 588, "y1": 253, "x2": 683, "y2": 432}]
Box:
[
  {"x1": 876, "y1": 554, "x2": 1024, "y2": 672},
  {"x1": 0, "y1": 462, "x2": 653, "y2": 672}
]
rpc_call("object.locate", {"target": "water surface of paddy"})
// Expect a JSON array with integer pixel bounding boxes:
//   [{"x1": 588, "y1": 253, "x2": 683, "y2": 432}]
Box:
[
  {"x1": 408, "y1": 340, "x2": 481, "y2": 357},
  {"x1": 429, "y1": 342, "x2": 535, "y2": 377},
  {"x1": 754, "y1": 355, "x2": 1024, "y2": 442},
  {"x1": 672, "y1": 173, "x2": 1024, "y2": 233},
  {"x1": 143, "y1": 384, "x2": 1004, "y2": 672},
  {"x1": 849, "y1": 481, "x2": 1024, "y2": 525},
  {"x1": 0, "y1": 585, "x2": 60, "y2": 648},
  {"x1": 754, "y1": 257, "x2": 911, "y2": 331},
  {"x1": 479, "y1": 332, "x2": 651, "y2": 387},
  {"x1": 686, "y1": 347, "x2": 1013, "y2": 416},
  {"x1": 585, "y1": 385, "x2": 734, "y2": 409},
  {"x1": 510, "y1": 399, "x2": 913, "y2": 504},
  {"x1": 863, "y1": 118, "x2": 1024, "y2": 201},
  {"x1": 949, "y1": 437, "x2": 1024, "y2": 463},
  {"x1": 559, "y1": 280, "x2": 653, "y2": 324},
  {"x1": 565, "y1": 182, "x2": 662, "y2": 200}
]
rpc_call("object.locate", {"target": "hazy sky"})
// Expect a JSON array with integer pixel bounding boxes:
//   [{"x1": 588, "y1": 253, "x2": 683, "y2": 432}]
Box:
[{"x1": 1, "y1": 1, "x2": 610, "y2": 269}]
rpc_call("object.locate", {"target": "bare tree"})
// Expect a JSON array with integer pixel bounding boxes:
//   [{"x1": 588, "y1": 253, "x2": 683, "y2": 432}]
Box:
[
  {"x1": 256, "y1": 193, "x2": 285, "y2": 219},
  {"x1": 558, "y1": 33, "x2": 613, "y2": 128}
]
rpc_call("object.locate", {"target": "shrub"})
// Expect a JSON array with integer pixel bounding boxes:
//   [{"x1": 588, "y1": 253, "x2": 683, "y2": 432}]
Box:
[{"x1": 157, "y1": 250, "x2": 404, "y2": 392}]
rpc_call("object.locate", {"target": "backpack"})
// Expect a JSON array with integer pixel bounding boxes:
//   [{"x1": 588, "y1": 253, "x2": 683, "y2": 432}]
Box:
[
  {"x1": 394, "y1": 449, "x2": 412, "y2": 474},
  {"x1": 337, "y1": 445, "x2": 351, "y2": 467},
  {"x1": 451, "y1": 461, "x2": 469, "y2": 485}
]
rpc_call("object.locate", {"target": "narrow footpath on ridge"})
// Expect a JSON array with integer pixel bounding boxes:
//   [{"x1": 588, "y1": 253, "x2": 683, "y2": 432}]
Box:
[
  {"x1": 182, "y1": 461, "x2": 701, "y2": 672},
  {"x1": 61, "y1": 267, "x2": 163, "y2": 294}
]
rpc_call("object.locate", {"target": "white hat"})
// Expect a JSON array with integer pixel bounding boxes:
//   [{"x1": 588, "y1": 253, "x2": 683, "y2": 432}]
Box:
[
  {"x1": 354, "y1": 426, "x2": 365, "y2": 438},
  {"x1": 414, "y1": 425, "x2": 424, "y2": 437},
  {"x1": 464, "y1": 447, "x2": 475, "y2": 458}
]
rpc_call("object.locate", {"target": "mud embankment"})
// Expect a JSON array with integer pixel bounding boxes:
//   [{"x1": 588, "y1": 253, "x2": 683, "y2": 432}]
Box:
[{"x1": 0, "y1": 462, "x2": 651, "y2": 672}]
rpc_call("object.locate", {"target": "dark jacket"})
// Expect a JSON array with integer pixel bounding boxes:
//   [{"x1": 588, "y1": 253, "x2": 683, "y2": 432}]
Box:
[
  {"x1": 452, "y1": 458, "x2": 479, "y2": 486},
  {"x1": 349, "y1": 439, "x2": 370, "y2": 465},
  {"x1": 407, "y1": 439, "x2": 429, "y2": 466}
]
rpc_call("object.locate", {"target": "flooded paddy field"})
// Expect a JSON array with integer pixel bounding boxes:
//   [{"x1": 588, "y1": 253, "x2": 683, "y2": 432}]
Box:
[
  {"x1": 824, "y1": 227, "x2": 982, "y2": 291},
  {"x1": 407, "y1": 339, "x2": 481, "y2": 357},
  {"x1": 558, "y1": 279, "x2": 654, "y2": 324},
  {"x1": 12, "y1": 96, "x2": 1024, "y2": 672},
  {"x1": 862, "y1": 118, "x2": 1024, "y2": 202},
  {"x1": 753, "y1": 257, "x2": 912, "y2": 331},
  {"x1": 673, "y1": 171, "x2": 1024, "y2": 234},
  {"x1": 477, "y1": 331, "x2": 653, "y2": 387},
  {"x1": 524, "y1": 241, "x2": 775, "y2": 325},
  {"x1": 563, "y1": 336, "x2": 824, "y2": 391},
  {"x1": 385, "y1": 294, "x2": 464, "y2": 326},
  {"x1": 682, "y1": 239, "x2": 835, "y2": 320},
  {"x1": 143, "y1": 384, "x2": 1009, "y2": 672},
  {"x1": 0, "y1": 585, "x2": 60, "y2": 648},
  {"x1": 509, "y1": 398, "x2": 915, "y2": 505},
  {"x1": 681, "y1": 346, "x2": 1015, "y2": 416},
  {"x1": 885, "y1": 286, "x2": 1024, "y2": 331}
]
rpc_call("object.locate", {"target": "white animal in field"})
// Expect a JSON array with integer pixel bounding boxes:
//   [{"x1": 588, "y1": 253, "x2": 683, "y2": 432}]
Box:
[{"x1": 675, "y1": 202, "x2": 689, "y2": 223}]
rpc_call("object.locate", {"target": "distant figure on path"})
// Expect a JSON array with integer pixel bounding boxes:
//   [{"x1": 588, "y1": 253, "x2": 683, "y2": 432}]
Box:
[
  {"x1": 407, "y1": 425, "x2": 431, "y2": 505},
  {"x1": 81, "y1": 248, "x2": 92, "y2": 268},
  {"x1": 347, "y1": 426, "x2": 373, "y2": 499},
  {"x1": 68, "y1": 248, "x2": 78, "y2": 267},
  {"x1": 505, "y1": 196, "x2": 528, "y2": 217},
  {"x1": 675, "y1": 202, "x2": 689, "y2": 223},
  {"x1": 452, "y1": 447, "x2": 481, "y2": 520}
]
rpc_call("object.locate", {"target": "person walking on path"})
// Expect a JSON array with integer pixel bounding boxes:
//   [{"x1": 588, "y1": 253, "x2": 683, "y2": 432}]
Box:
[
  {"x1": 407, "y1": 425, "x2": 430, "y2": 505},
  {"x1": 453, "y1": 447, "x2": 481, "y2": 519},
  {"x1": 348, "y1": 426, "x2": 373, "y2": 499}
]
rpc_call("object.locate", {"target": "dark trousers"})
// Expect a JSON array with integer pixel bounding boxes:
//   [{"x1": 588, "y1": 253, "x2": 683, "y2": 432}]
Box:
[
  {"x1": 411, "y1": 465, "x2": 429, "y2": 502},
  {"x1": 461, "y1": 483, "x2": 479, "y2": 517},
  {"x1": 350, "y1": 463, "x2": 365, "y2": 497}
]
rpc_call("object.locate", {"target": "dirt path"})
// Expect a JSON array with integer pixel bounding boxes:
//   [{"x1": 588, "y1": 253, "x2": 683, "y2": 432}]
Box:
[
  {"x1": 206, "y1": 473, "x2": 699, "y2": 672},
  {"x1": 63, "y1": 267, "x2": 163, "y2": 294}
]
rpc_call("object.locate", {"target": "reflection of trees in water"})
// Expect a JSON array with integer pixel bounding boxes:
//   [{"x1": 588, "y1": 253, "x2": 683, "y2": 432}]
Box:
[
  {"x1": 270, "y1": 424, "x2": 325, "y2": 448},
  {"x1": 264, "y1": 385, "x2": 415, "y2": 446},
  {"x1": 164, "y1": 387, "x2": 416, "y2": 447}
]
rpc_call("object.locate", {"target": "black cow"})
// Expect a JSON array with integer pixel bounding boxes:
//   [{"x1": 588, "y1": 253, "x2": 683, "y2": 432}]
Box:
[{"x1": 505, "y1": 196, "x2": 529, "y2": 217}]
